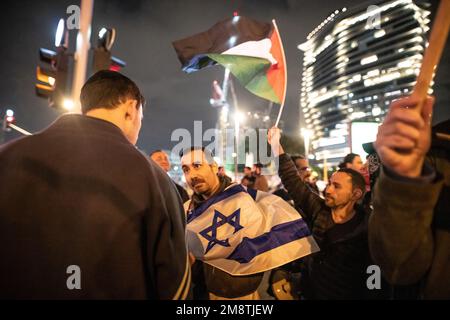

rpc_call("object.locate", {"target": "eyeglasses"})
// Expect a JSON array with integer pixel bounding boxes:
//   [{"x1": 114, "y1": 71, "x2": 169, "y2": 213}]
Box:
[{"x1": 297, "y1": 166, "x2": 310, "y2": 172}]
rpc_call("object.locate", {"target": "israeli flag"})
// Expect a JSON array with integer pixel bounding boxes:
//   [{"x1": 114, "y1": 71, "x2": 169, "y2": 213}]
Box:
[{"x1": 185, "y1": 184, "x2": 319, "y2": 276}]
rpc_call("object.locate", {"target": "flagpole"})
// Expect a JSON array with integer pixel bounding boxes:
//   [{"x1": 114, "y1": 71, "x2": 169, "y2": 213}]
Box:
[
  {"x1": 272, "y1": 19, "x2": 288, "y2": 128},
  {"x1": 411, "y1": 0, "x2": 450, "y2": 112},
  {"x1": 8, "y1": 123, "x2": 32, "y2": 136},
  {"x1": 230, "y1": 77, "x2": 239, "y2": 182}
]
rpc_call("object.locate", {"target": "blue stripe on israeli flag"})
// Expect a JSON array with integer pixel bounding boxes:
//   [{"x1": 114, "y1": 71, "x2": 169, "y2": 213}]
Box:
[{"x1": 226, "y1": 218, "x2": 311, "y2": 263}]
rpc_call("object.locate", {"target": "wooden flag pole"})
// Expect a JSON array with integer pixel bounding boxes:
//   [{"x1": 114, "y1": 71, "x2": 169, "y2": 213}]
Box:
[
  {"x1": 411, "y1": 0, "x2": 450, "y2": 111},
  {"x1": 273, "y1": 19, "x2": 288, "y2": 127}
]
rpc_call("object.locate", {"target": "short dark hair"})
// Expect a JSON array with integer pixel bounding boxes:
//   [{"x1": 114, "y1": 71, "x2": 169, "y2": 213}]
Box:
[
  {"x1": 179, "y1": 146, "x2": 214, "y2": 163},
  {"x1": 338, "y1": 153, "x2": 360, "y2": 169},
  {"x1": 150, "y1": 149, "x2": 165, "y2": 157},
  {"x1": 337, "y1": 168, "x2": 366, "y2": 195},
  {"x1": 291, "y1": 154, "x2": 306, "y2": 162},
  {"x1": 80, "y1": 70, "x2": 145, "y2": 114}
]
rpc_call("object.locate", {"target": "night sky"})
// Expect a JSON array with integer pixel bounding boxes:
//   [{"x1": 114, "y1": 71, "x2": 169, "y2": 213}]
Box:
[{"x1": 1, "y1": 0, "x2": 449, "y2": 154}]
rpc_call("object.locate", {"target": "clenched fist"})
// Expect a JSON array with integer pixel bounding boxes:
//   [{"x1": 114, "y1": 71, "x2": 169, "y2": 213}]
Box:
[
  {"x1": 374, "y1": 96, "x2": 434, "y2": 178},
  {"x1": 268, "y1": 126, "x2": 285, "y2": 157}
]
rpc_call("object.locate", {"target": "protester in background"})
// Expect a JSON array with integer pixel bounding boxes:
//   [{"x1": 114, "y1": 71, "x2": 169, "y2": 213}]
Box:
[
  {"x1": 217, "y1": 166, "x2": 232, "y2": 185},
  {"x1": 242, "y1": 166, "x2": 255, "y2": 189},
  {"x1": 308, "y1": 171, "x2": 320, "y2": 194},
  {"x1": 0, "y1": 71, "x2": 190, "y2": 299},
  {"x1": 241, "y1": 176, "x2": 252, "y2": 188},
  {"x1": 150, "y1": 149, "x2": 190, "y2": 203},
  {"x1": 269, "y1": 127, "x2": 377, "y2": 299},
  {"x1": 253, "y1": 163, "x2": 269, "y2": 192},
  {"x1": 273, "y1": 154, "x2": 313, "y2": 203},
  {"x1": 292, "y1": 155, "x2": 311, "y2": 181},
  {"x1": 338, "y1": 153, "x2": 364, "y2": 171}
]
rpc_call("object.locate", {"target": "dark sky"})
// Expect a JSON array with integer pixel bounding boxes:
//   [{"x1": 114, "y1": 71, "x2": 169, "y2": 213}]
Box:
[{"x1": 1, "y1": 0, "x2": 448, "y2": 154}]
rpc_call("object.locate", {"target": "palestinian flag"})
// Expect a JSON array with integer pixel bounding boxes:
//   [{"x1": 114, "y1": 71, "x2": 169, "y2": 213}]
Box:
[{"x1": 172, "y1": 16, "x2": 287, "y2": 104}]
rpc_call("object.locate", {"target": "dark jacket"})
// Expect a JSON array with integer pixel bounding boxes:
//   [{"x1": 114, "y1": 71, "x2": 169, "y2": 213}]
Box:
[
  {"x1": 278, "y1": 154, "x2": 374, "y2": 299},
  {"x1": 0, "y1": 114, "x2": 189, "y2": 299},
  {"x1": 369, "y1": 145, "x2": 450, "y2": 299},
  {"x1": 174, "y1": 182, "x2": 190, "y2": 203}
]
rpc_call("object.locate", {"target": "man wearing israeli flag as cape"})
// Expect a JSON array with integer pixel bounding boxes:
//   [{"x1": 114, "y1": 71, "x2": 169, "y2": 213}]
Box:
[{"x1": 181, "y1": 147, "x2": 319, "y2": 299}]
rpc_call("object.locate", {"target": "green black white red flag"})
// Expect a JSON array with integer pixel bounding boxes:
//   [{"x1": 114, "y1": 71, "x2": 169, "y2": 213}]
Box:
[{"x1": 173, "y1": 16, "x2": 287, "y2": 112}]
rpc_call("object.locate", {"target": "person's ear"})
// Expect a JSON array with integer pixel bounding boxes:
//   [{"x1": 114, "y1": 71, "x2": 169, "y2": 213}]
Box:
[
  {"x1": 352, "y1": 188, "x2": 363, "y2": 201},
  {"x1": 210, "y1": 162, "x2": 218, "y2": 175},
  {"x1": 125, "y1": 99, "x2": 138, "y2": 120}
]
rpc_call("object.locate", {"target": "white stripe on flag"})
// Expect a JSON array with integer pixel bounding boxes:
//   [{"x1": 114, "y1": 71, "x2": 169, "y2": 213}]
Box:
[
  {"x1": 205, "y1": 235, "x2": 319, "y2": 276},
  {"x1": 221, "y1": 38, "x2": 277, "y2": 65}
]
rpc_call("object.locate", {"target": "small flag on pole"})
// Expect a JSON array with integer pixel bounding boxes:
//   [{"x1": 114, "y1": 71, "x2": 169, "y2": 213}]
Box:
[{"x1": 173, "y1": 16, "x2": 287, "y2": 106}]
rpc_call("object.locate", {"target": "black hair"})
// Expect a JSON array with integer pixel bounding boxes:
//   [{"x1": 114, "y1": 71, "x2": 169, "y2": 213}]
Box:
[
  {"x1": 338, "y1": 153, "x2": 360, "y2": 169},
  {"x1": 291, "y1": 154, "x2": 306, "y2": 162},
  {"x1": 179, "y1": 146, "x2": 214, "y2": 163},
  {"x1": 149, "y1": 149, "x2": 164, "y2": 157},
  {"x1": 337, "y1": 168, "x2": 366, "y2": 195},
  {"x1": 80, "y1": 70, "x2": 145, "y2": 114}
]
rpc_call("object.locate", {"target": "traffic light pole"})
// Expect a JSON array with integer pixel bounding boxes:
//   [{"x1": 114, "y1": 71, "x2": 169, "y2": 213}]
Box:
[
  {"x1": 8, "y1": 124, "x2": 32, "y2": 136},
  {"x1": 71, "y1": 0, "x2": 94, "y2": 113}
]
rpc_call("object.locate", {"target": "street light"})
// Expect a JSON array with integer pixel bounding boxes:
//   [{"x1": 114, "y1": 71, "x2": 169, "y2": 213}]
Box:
[
  {"x1": 63, "y1": 98, "x2": 75, "y2": 111},
  {"x1": 54, "y1": 18, "x2": 66, "y2": 48},
  {"x1": 234, "y1": 111, "x2": 246, "y2": 124},
  {"x1": 301, "y1": 128, "x2": 313, "y2": 158}
]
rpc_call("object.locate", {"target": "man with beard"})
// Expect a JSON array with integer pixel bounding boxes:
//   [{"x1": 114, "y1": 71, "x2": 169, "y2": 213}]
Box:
[
  {"x1": 268, "y1": 127, "x2": 375, "y2": 300},
  {"x1": 150, "y1": 150, "x2": 190, "y2": 203},
  {"x1": 181, "y1": 147, "x2": 318, "y2": 300},
  {"x1": 181, "y1": 147, "x2": 264, "y2": 299}
]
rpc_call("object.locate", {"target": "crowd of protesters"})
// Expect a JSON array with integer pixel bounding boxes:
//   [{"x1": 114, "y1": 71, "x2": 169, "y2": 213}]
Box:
[{"x1": 0, "y1": 71, "x2": 448, "y2": 300}]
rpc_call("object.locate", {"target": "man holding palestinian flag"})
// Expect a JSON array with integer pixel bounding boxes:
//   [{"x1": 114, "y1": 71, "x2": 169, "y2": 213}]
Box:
[{"x1": 180, "y1": 147, "x2": 319, "y2": 300}]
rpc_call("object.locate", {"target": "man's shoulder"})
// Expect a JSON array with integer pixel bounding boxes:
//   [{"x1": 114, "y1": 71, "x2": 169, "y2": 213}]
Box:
[{"x1": 0, "y1": 134, "x2": 39, "y2": 157}]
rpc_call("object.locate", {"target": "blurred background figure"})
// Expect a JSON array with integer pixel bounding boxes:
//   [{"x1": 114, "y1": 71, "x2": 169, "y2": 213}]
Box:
[
  {"x1": 274, "y1": 154, "x2": 316, "y2": 204},
  {"x1": 338, "y1": 153, "x2": 364, "y2": 171},
  {"x1": 241, "y1": 166, "x2": 255, "y2": 189},
  {"x1": 291, "y1": 155, "x2": 311, "y2": 182},
  {"x1": 217, "y1": 166, "x2": 232, "y2": 184},
  {"x1": 253, "y1": 163, "x2": 269, "y2": 192},
  {"x1": 150, "y1": 149, "x2": 189, "y2": 203}
]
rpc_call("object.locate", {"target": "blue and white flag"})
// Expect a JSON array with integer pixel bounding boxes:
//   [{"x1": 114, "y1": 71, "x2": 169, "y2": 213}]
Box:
[{"x1": 185, "y1": 184, "x2": 319, "y2": 276}]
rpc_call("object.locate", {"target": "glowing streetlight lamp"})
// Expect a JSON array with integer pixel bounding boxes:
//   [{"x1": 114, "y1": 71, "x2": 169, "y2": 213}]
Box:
[
  {"x1": 54, "y1": 18, "x2": 66, "y2": 48},
  {"x1": 301, "y1": 128, "x2": 313, "y2": 158},
  {"x1": 63, "y1": 98, "x2": 75, "y2": 111}
]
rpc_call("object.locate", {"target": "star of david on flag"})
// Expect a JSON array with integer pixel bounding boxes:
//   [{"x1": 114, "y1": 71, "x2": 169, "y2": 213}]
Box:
[
  {"x1": 199, "y1": 209, "x2": 243, "y2": 254},
  {"x1": 185, "y1": 184, "x2": 320, "y2": 276}
]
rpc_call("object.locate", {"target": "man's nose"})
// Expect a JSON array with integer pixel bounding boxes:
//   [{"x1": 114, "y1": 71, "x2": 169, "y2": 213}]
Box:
[{"x1": 190, "y1": 173, "x2": 201, "y2": 182}]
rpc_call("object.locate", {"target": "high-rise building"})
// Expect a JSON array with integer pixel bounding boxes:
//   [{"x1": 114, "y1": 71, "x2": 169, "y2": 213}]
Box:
[{"x1": 298, "y1": 0, "x2": 431, "y2": 167}]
